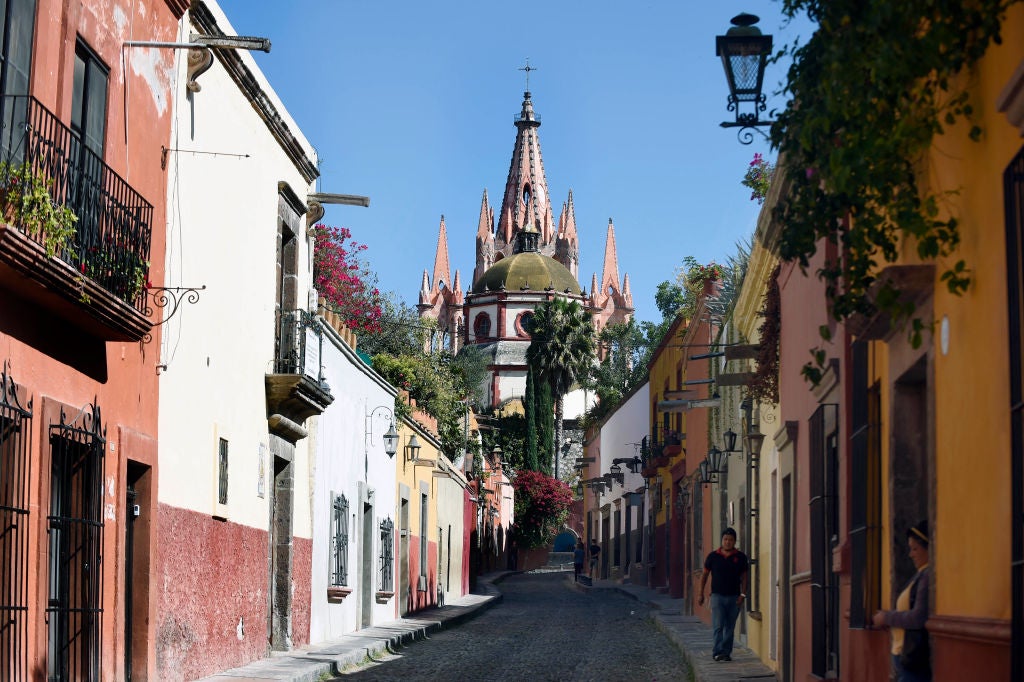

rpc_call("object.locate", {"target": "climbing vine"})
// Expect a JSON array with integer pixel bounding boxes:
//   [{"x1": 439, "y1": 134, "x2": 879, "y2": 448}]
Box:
[
  {"x1": 772, "y1": 0, "x2": 1019, "y2": 380},
  {"x1": 749, "y1": 265, "x2": 781, "y2": 404}
]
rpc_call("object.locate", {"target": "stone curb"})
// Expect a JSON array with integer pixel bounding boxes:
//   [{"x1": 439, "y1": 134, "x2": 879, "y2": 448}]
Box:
[{"x1": 198, "y1": 573, "x2": 511, "y2": 681}]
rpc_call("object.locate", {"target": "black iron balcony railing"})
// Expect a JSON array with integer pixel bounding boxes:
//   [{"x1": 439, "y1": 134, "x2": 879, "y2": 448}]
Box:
[
  {"x1": 0, "y1": 95, "x2": 152, "y2": 312},
  {"x1": 276, "y1": 309, "x2": 327, "y2": 385}
]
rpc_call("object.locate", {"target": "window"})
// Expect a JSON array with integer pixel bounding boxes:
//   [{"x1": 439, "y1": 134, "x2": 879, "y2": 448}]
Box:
[
  {"x1": 217, "y1": 438, "x2": 228, "y2": 505},
  {"x1": 0, "y1": 0, "x2": 35, "y2": 160},
  {"x1": 850, "y1": 341, "x2": 882, "y2": 628},
  {"x1": 473, "y1": 313, "x2": 491, "y2": 339},
  {"x1": 69, "y1": 39, "x2": 108, "y2": 248},
  {"x1": 517, "y1": 311, "x2": 534, "y2": 337},
  {"x1": 1005, "y1": 146, "x2": 1024, "y2": 681},
  {"x1": 331, "y1": 493, "x2": 349, "y2": 586},
  {"x1": 48, "y1": 400, "x2": 105, "y2": 681},
  {"x1": 0, "y1": 363, "x2": 31, "y2": 679},
  {"x1": 71, "y1": 40, "x2": 108, "y2": 158},
  {"x1": 810, "y1": 404, "x2": 840, "y2": 678},
  {"x1": 419, "y1": 494, "x2": 428, "y2": 581},
  {"x1": 379, "y1": 518, "x2": 394, "y2": 591}
]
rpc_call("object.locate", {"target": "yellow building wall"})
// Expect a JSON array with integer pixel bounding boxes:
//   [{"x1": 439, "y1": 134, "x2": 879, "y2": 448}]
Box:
[
  {"x1": 648, "y1": 317, "x2": 689, "y2": 529},
  {"x1": 396, "y1": 420, "x2": 441, "y2": 558},
  {"x1": 733, "y1": 237, "x2": 780, "y2": 667},
  {"x1": 873, "y1": 5, "x2": 1023, "y2": 619}
]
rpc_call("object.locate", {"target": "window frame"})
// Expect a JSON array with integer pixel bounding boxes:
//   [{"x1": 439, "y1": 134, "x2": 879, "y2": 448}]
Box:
[{"x1": 331, "y1": 493, "x2": 350, "y2": 587}]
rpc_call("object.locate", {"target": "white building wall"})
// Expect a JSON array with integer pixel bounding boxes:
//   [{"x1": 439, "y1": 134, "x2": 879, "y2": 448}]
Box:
[
  {"x1": 467, "y1": 303, "x2": 499, "y2": 342},
  {"x1": 158, "y1": 1, "x2": 317, "y2": 534},
  {"x1": 597, "y1": 383, "x2": 650, "y2": 540},
  {"x1": 435, "y1": 467, "x2": 467, "y2": 601},
  {"x1": 496, "y1": 369, "x2": 527, "y2": 404},
  {"x1": 310, "y1": 325, "x2": 399, "y2": 642}
]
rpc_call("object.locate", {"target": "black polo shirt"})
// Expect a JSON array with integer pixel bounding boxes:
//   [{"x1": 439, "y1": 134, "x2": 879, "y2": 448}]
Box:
[{"x1": 704, "y1": 548, "x2": 749, "y2": 595}]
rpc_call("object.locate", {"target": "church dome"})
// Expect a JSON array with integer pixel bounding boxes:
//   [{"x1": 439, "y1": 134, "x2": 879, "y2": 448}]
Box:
[{"x1": 472, "y1": 252, "x2": 582, "y2": 295}]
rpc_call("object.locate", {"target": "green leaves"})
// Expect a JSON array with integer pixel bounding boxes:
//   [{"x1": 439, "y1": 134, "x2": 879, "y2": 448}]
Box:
[{"x1": 772, "y1": 0, "x2": 1012, "y2": 370}]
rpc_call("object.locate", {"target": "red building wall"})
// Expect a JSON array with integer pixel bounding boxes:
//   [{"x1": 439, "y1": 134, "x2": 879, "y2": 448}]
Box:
[{"x1": 0, "y1": 1, "x2": 184, "y2": 679}]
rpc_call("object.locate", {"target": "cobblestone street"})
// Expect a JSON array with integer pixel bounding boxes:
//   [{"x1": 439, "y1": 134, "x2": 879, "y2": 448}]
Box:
[{"x1": 337, "y1": 572, "x2": 691, "y2": 681}]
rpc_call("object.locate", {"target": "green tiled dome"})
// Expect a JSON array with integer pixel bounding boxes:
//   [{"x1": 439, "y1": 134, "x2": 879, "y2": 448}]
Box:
[{"x1": 472, "y1": 252, "x2": 581, "y2": 295}]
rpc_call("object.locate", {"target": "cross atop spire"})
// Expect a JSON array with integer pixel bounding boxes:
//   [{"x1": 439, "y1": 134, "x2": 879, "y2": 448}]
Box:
[{"x1": 518, "y1": 58, "x2": 537, "y2": 92}]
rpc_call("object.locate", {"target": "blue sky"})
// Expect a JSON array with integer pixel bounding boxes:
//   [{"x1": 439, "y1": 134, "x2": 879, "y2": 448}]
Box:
[{"x1": 216, "y1": 1, "x2": 815, "y2": 324}]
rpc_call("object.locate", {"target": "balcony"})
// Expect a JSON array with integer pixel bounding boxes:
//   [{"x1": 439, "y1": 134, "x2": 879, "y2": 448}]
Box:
[
  {"x1": 265, "y1": 309, "x2": 334, "y2": 442},
  {"x1": 0, "y1": 95, "x2": 153, "y2": 341}
]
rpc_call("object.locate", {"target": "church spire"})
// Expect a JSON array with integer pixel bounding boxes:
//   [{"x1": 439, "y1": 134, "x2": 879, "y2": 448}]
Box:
[
  {"x1": 497, "y1": 89, "x2": 555, "y2": 252},
  {"x1": 600, "y1": 218, "x2": 621, "y2": 296},
  {"x1": 432, "y1": 215, "x2": 452, "y2": 291}
]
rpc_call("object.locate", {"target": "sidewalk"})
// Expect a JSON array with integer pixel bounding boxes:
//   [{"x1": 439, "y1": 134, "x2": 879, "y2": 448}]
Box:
[
  {"x1": 578, "y1": 577, "x2": 777, "y2": 682},
  {"x1": 197, "y1": 572, "x2": 510, "y2": 681}
]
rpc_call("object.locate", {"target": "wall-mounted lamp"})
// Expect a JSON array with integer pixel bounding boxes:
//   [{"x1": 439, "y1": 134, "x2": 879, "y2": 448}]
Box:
[
  {"x1": 366, "y1": 406, "x2": 399, "y2": 458},
  {"x1": 613, "y1": 456, "x2": 643, "y2": 475},
  {"x1": 715, "y1": 12, "x2": 774, "y2": 145},
  {"x1": 708, "y1": 446, "x2": 729, "y2": 474},
  {"x1": 489, "y1": 444, "x2": 504, "y2": 468},
  {"x1": 405, "y1": 434, "x2": 422, "y2": 462},
  {"x1": 746, "y1": 429, "x2": 766, "y2": 462},
  {"x1": 306, "y1": 192, "x2": 371, "y2": 227},
  {"x1": 699, "y1": 459, "x2": 715, "y2": 486},
  {"x1": 124, "y1": 33, "x2": 271, "y2": 94},
  {"x1": 723, "y1": 428, "x2": 739, "y2": 453}
]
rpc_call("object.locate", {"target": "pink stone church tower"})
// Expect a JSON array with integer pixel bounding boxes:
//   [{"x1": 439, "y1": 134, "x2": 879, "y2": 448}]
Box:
[{"x1": 418, "y1": 87, "x2": 632, "y2": 406}]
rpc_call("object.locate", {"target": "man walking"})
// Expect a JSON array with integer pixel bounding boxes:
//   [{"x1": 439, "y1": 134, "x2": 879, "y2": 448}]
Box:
[
  {"x1": 698, "y1": 528, "x2": 749, "y2": 662},
  {"x1": 588, "y1": 538, "x2": 601, "y2": 578}
]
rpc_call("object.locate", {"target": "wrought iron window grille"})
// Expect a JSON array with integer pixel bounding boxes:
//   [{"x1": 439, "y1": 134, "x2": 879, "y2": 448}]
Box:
[
  {"x1": 331, "y1": 493, "x2": 349, "y2": 587},
  {"x1": 379, "y1": 517, "x2": 394, "y2": 591},
  {"x1": 46, "y1": 398, "x2": 106, "y2": 682},
  {"x1": 0, "y1": 362, "x2": 31, "y2": 681}
]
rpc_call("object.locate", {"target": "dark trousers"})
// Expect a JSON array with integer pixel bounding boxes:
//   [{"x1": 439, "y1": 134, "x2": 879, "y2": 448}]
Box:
[{"x1": 711, "y1": 593, "x2": 741, "y2": 657}]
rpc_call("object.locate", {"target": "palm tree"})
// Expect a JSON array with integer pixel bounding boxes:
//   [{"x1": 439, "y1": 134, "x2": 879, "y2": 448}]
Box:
[{"x1": 527, "y1": 298, "x2": 595, "y2": 478}]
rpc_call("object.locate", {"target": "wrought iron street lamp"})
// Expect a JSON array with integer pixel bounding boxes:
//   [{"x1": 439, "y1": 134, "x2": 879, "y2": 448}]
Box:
[
  {"x1": 708, "y1": 446, "x2": 729, "y2": 474},
  {"x1": 699, "y1": 459, "x2": 714, "y2": 486},
  {"x1": 746, "y1": 429, "x2": 766, "y2": 461},
  {"x1": 489, "y1": 443, "x2": 504, "y2": 468},
  {"x1": 405, "y1": 434, "x2": 422, "y2": 462},
  {"x1": 366, "y1": 405, "x2": 399, "y2": 458},
  {"x1": 716, "y1": 12, "x2": 774, "y2": 144},
  {"x1": 723, "y1": 428, "x2": 739, "y2": 453}
]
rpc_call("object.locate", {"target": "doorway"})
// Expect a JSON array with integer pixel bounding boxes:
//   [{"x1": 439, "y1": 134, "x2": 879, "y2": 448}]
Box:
[
  {"x1": 890, "y1": 357, "x2": 930, "y2": 590},
  {"x1": 780, "y1": 474, "x2": 792, "y2": 682},
  {"x1": 123, "y1": 462, "x2": 151, "y2": 682},
  {"x1": 399, "y1": 497, "x2": 410, "y2": 616},
  {"x1": 269, "y1": 451, "x2": 294, "y2": 650},
  {"x1": 361, "y1": 502, "x2": 374, "y2": 628}
]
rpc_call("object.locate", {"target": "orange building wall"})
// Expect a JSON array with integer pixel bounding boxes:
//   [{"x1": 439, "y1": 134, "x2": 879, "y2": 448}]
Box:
[{"x1": 0, "y1": 1, "x2": 183, "y2": 680}]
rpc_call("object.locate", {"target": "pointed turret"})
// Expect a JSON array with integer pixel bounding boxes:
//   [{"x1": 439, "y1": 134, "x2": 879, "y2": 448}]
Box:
[
  {"x1": 476, "y1": 190, "x2": 493, "y2": 240},
  {"x1": 417, "y1": 216, "x2": 464, "y2": 352},
  {"x1": 600, "y1": 219, "x2": 621, "y2": 297},
  {"x1": 497, "y1": 91, "x2": 556, "y2": 256},
  {"x1": 591, "y1": 218, "x2": 633, "y2": 336},
  {"x1": 418, "y1": 269, "x2": 431, "y2": 305},
  {"x1": 432, "y1": 215, "x2": 452, "y2": 291},
  {"x1": 555, "y1": 189, "x2": 579, "y2": 279}
]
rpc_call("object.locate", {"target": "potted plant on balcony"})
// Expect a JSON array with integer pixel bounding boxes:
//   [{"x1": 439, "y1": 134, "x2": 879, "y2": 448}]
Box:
[
  {"x1": 80, "y1": 238, "x2": 150, "y2": 303},
  {"x1": 0, "y1": 161, "x2": 77, "y2": 258}
]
